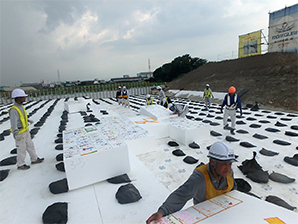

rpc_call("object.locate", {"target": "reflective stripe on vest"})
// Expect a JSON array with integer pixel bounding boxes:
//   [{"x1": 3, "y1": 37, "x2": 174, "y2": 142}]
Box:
[
  {"x1": 9, "y1": 105, "x2": 29, "y2": 134},
  {"x1": 195, "y1": 164, "x2": 234, "y2": 200},
  {"x1": 204, "y1": 88, "x2": 212, "y2": 97},
  {"x1": 146, "y1": 98, "x2": 153, "y2": 105},
  {"x1": 226, "y1": 94, "x2": 238, "y2": 110}
]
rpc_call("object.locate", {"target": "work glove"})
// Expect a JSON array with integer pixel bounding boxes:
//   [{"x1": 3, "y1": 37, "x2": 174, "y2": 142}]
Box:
[
  {"x1": 14, "y1": 133, "x2": 23, "y2": 141},
  {"x1": 28, "y1": 119, "x2": 34, "y2": 124}
]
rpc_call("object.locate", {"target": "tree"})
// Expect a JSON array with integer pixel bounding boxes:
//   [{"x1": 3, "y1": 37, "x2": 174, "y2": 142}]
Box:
[{"x1": 153, "y1": 54, "x2": 207, "y2": 82}]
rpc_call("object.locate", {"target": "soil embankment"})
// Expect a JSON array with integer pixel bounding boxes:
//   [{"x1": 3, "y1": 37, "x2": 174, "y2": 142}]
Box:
[{"x1": 167, "y1": 52, "x2": 298, "y2": 112}]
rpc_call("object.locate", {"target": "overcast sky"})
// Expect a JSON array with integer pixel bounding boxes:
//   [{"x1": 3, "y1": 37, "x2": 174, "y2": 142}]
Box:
[{"x1": 1, "y1": 0, "x2": 297, "y2": 87}]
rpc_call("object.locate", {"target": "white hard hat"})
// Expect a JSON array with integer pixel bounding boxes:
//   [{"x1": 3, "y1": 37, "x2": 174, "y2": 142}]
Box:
[
  {"x1": 206, "y1": 84, "x2": 210, "y2": 87},
  {"x1": 11, "y1": 88, "x2": 28, "y2": 98},
  {"x1": 123, "y1": 86, "x2": 126, "y2": 89},
  {"x1": 156, "y1": 86, "x2": 162, "y2": 90},
  {"x1": 146, "y1": 94, "x2": 151, "y2": 98},
  {"x1": 118, "y1": 86, "x2": 121, "y2": 89},
  {"x1": 208, "y1": 142, "x2": 237, "y2": 162}
]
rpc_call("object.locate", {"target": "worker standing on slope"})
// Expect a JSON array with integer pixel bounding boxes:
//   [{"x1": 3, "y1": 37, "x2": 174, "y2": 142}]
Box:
[
  {"x1": 203, "y1": 84, "x2": 214, "y2": 110},
  {"x1": 156, "y1": 86, "x2": 166, "y2": 106},
  {"x1": 9, "y1": 89, "x2": 44, "y2": 170},
  {"x1": 146, "y1": 142, "x2": 237, "y2": 223},
  {"x1": 221, "y1": 86, "x2": 242, "y2": 135}
]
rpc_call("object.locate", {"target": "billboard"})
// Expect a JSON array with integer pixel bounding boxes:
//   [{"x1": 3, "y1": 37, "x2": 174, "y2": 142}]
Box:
[
  {"x1": 238, "y1": 30, "x2": 262, "y2": 58},
  {"x1": 268, "y1": 4, "x2": 298, "y2": 52}
]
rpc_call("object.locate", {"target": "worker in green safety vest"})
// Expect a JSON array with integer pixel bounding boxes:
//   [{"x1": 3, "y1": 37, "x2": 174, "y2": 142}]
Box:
[{"x1": 203, "y1": 84, "x2": 214, "y2": 110}]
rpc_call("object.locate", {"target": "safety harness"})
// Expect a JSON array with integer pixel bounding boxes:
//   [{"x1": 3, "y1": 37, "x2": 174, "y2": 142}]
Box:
[{"x1": 226, "y1": 94, "x2": 238, "y2": 110}]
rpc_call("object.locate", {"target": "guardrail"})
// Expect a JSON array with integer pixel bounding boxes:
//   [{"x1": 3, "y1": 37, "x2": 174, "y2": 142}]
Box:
[{"x1": 0, "y1": 86, "x2": 153, "y2": 105}]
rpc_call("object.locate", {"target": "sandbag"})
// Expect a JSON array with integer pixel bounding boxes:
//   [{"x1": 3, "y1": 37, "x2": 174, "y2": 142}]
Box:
[
  {"x1": 235, "y1": 178, "x2": 251, "y2": 193},
  {"x1": 246, "y1": 170, "x2": 269, "y2": 183},
  {"x1": 273, "y1": 140, "x2": 291, "y2": 146},
  {"x1": 55, "y1": 144, "x2": 63, "y2": 150},
  {"x1": 172, "y1": 149, "x2": 186, "y2": 156},
  {"x1": 265, "y1": 195, "x2": 297, "y2": 211},
  {"x1": 252, "y1": 133, "x2": 268, "y2": 140},
  {"x1": 183, "y1": 156, "x2": 198, "y2": 164},
  {"x1": 236, "y1": 129, "x2": 249, "y2": 134},
  {"x1": 168, "y1": 141, "x2": 179, "y2": 147},
  {"x1": 0, "y1": 156, "x2": 17, "y2": 166},
  {"x1": 115, "y1": 183, "x2": 142, "y2": 204},
  {"x1": 259, "y1": 148, "x2": 279, "y2": 157},
  {"x1": 42, "y1": 202, "x2": 68, "y2": 224},
  {"x1": 210, "y1": 130, "x2": 222, "y2": 137},
  {"x1": 107, "y1": 174, "x2": 131, "y2": 184},
  {"x1": 189, "y1": 142, "x2": 200, "y2": 149},
  {"x1": 55, "y1": 138, "x2": 63, "y2": 144},
  {"x1": 283, "y1": 154, "x2": 298, "y2": 166},
  {"x1": 239, "y1": 142, "x2": 256, "y2": 148},
  {"x1": 238, "y1": 152, "x2": 262, "y2": 175},
  {"x1": 10, "y1": 148, "x2": 17, "y2": 154},
  {"x1": 49, "y1": 178, "x2": 69, "y2": 194},
  {"x1": 56, "y1": 153, "x2": 64, "y2": 161},
  {"x1": 55, "y1": 162, "x2": 65, "y2": 172},
  {"x1": 225, "y1": 136, "x2": 239, "y2": 142},
  {"x1": 269, "y1": 171, "x2": 295, "y2": 183},
  {"x1": 0, "y1": 169, "x2": 10, "y2": 181}
]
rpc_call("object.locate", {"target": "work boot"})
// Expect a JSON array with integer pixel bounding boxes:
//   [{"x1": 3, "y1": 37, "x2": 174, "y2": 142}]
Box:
[
  {"x1": 230, "y1": 129, "x2": 235, "y2": 135},
  {"x1": 17, "y1": 164, "x2": 30, "y2": 170},
  {"x1": 223, "y1": 125, "x2": 230, "y2": 130},
  {"x1": 31, "y1": 157, "x2": 44, "y2": 164}
]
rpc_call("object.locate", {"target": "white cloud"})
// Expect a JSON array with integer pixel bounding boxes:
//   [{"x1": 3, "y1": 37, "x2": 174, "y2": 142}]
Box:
[{"x1": 1, "y1": 0, "x2": 298, "y2": 86}]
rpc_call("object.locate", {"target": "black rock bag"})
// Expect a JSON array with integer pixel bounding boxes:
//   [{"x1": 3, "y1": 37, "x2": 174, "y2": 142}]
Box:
[{"x1": 115, "y1": 183, "x2": 142, "y2": 204}]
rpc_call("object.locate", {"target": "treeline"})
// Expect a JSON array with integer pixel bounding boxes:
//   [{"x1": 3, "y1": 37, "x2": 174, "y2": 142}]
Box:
[{"x1": 151, "y1": 54, "x2": 207, "y2": 82}]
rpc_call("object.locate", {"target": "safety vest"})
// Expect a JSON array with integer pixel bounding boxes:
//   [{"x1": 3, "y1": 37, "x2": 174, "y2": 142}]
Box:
[
  {"x1": 146, "y1": 97, "x2": 153, "y2": 105},
  {"x1": 122, "y1": 90, "x2": 128, "y2": 99},
  {"x1": 195, "y1": 164, "x2": 234, "y2": 200},
  {"x1": 226, "y1": 94, "x2": 238, "y2": 110},
  {"x1": 204, "y1": 88, "x2": 212, "y2": 97},
  {"x1": 117, "y1": 90, "x2": 122, "y2": 98},
  {"x1": 9, "y1": 105, "x2": 29, "y2": 134}
]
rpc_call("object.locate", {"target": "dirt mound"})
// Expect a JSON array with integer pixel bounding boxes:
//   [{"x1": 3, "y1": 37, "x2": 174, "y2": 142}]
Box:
[{"x1": 168, "y1": 52, "x2": 298, "y2": 111}]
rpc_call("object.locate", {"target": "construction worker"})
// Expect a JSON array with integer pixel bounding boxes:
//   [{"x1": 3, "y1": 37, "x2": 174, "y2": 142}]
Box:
[
  {"x1": 146, "y1": 141, "x2": 237, "y2": 223},
  {"x1": 121, "y1": 86, "x2": 130, "y2": 108},
  {"x1": 203, "y1": 84, "x2": 214, "y2": 110},
  {"x1": 169, "y1": 103, "x2": 189, "y2": 117},
  {"x1": 116, "y1": 86, "x2": 122, "y2": 105},
  {"x1": 221, "y1": 86, "x2": 243, "y2": 135},
  {"x1": 156, "y1": 86, "x2": 165, "y2": 106},
  {"x1": 146, "y1": 94, "x2": 154, "y2": 105},
  {"x1": 9, "y1": 89, "x2": 44, "y2": 170},
  {"x1": 162, "y1": 96, "x2": 172, "y2": 108}
]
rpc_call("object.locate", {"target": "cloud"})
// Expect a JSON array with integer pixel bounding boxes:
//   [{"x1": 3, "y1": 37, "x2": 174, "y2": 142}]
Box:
[{"x1": 1, "y1": 0, "x2": 297, "y2": 86}]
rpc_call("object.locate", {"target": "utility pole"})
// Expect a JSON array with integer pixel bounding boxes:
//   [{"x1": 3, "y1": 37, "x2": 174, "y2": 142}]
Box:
[
  {"x1": 57, "y1": 69, "x2": 61, "y2": 84},
  {"x1": 148, "y1": 59, "x2": 151, "y2": 72}
]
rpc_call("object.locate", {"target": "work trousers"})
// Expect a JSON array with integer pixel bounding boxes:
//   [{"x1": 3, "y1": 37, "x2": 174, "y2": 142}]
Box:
[
  {"x1": 122, "y1": 98, "x2": 130, "y2": 107},
  {"x1": 223, "y1": 108, "x2": 236, "y2": 129},
  {"x1": 117, "y1": 98, "x2": 123, "y2": 105},
  {"x1": 204, "y1": 97, "x2": 211, "y2": 109},
  {"x1": 15, "y1": 130, "x2": 38, "y2": 167}
]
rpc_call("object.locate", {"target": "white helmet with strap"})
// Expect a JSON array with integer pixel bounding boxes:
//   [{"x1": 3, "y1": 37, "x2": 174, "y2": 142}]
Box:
[
  {"x1": 208, "y1": 142, "x2": 237, "y2": 162},
  {"x1": 11, "y1": 88, "x2": 28, "y2": 98}
]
